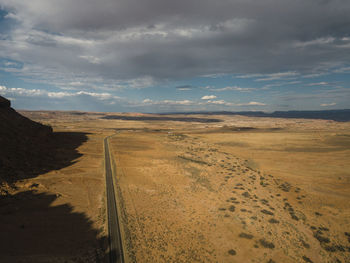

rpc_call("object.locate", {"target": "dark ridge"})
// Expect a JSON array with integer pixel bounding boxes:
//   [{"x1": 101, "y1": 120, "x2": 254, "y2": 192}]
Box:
[
  {"x1": 159, "y1": 109, "x2": 350, "y2": 122},
  {"x1": 101, "y1": 115, "x2": 222, "y2": 123},
  {"x1": 0, "y1": 95, "x2": 88, "y2": 185},
  {"x1": 68, "y1": 111, "x2": 87, "y2": 115},
  {"x1": 0, "y1": 96, "x2": 11, "y2": 108},
  {"x1": 67, "y1": 111, "x2": 103, "y2": 116}
]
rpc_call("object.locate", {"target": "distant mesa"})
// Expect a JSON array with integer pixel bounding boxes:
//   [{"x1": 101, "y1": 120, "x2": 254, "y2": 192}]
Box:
[
  {"x1": 162, "y1": 110, "x2": 350, "y2": 122},
  {"x1": 101, "y1": 115, "x2": 222, "y2": 123}
]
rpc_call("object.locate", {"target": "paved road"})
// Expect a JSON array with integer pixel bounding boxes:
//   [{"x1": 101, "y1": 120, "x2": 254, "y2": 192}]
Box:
[{"x1": 104, "y1": 136, "x2": 124, "y2": 263}]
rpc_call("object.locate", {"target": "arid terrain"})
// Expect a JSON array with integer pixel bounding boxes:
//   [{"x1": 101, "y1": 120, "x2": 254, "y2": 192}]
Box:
[
  {"x1": 109, "y1": 116, "x2": 350, "y2": 263},
  {"x1": 1, "y1": 104, "x2": 350, "y2": 262}
]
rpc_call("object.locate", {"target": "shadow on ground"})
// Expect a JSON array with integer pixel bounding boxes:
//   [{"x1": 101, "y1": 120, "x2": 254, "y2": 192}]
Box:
[
  {"x1": 0, "y1": 190, "x2": 107, "y2": 262},
  {"x1": 0, "y1": 99, "x2": 109, "y2": 261},
  {"x1": 0, "y1": 130, "x2": 110, "y2": 262},
  {"x1": 1, "y1": 131, "x2": 89, "y2": 186}
]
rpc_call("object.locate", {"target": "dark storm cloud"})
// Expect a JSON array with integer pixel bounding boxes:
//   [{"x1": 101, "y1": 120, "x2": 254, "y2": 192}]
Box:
[{"x1": 1, "y1": 0, "x2": 350, "y2": 84}]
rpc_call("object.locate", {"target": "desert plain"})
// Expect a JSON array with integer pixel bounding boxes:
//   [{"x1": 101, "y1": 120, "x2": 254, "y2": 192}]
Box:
[{"x1": 1, "y1": 110, "x2": 350, "y2": 263}]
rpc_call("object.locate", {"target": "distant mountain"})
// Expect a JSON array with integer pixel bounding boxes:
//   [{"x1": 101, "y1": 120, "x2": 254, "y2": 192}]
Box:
[
  {"x1": 162, "y1": 109, "x2": 350, "y2": 122},
  {"x1": 101, "y1": 115, "x2": 222, "y2": 122},
  {"x1": 0, "y1": 96, "x2": 53, "y2": 184}
]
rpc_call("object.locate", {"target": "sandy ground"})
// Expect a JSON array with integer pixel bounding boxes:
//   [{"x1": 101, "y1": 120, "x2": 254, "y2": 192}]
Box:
[{"x1": 1, "y1": 111, "x2": 350, "y2": 262}]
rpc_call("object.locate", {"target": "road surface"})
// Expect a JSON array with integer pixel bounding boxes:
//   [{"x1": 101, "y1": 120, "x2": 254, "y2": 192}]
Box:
[{"x1": 104, "y1": 136, "x2": 124, "y2": 263}]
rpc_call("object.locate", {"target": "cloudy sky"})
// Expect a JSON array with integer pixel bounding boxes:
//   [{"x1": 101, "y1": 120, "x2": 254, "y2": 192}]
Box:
[{"x1": 0, "y1": 0, "x2": 349, "y2": 112}]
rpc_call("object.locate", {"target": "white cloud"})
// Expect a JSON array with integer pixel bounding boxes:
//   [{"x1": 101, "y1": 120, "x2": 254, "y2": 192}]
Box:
[
  {"x1": 236, "y1": 101, "x2": 266, "y2": 106},
  {"x1": 334, "y1": 67, "x2": 350, "y2": 73},
  {"x1": 76, "y1": 91, "x2": 116, "y2": 100},
  {"x1": 256, "y1": 72, "x2": 299, "y2": 82},
  {"x1": 126, "y1": 76, "x2": 156, "y2": 89},
  {"x1": 0, "y1": 87, "x2": 45, "y2": 97},
  {"x1": 69, "y1": 81, "x2": 84, "y2": 86},
  {"x1": 236, "y1": 73, "x2": 263, "y2": 79},
  {"x1": 3, "y1": 61, "x2": 19, "y2": 67},
  {"x1": 140, "y1": 99, "x2": 194, "y2": 106},
  {"x1": 201, "y1": 95, "x2": 217, "y2": 100},
  {"x1": 302, "y1": 73, "x2": 327, "y2": 78},
  {"x1": 0, "y1": 85, "x2": 119, "y2": 100},
  {"x1": 307, "y1": 82, "x2": 329, "y2": 86},
  {"x1": 47, "y1": 91, "x2": 72, "y2": 98},
  {"x1": 293, "y1": 37, "x2": 335, "y2": 48},
  {"x1": 162, "y1": 99, "x2": 193, "y2": 105},
  {"x1": 207, "y1": 100, "x2": 233, "y2": 106},
  {"x1": 79, "y1": 55, "x2": 101, "y2": 64},
  {"x1": 236, "y1": 72, "x2": 299, "y2": 82},
  {"x1": 212, "y1": 86, "x2": 256, "y2": 92},
  {"x1": 200, "y1": 86, "x2": 215, "y2": 90},
  {"x1": 320, "y1": 102, "x2": 336, "y2": 107},
  {"x1": 262, "y1": 81, "x2": 301, "y2": 89},
  {"x1": 201, "y1": 73, "x2": 228, "y2": 78}
]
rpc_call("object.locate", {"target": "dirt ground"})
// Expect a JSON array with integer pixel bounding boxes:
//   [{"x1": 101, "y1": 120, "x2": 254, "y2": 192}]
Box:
[
  {"x1": 108, "y1": 116, "x2": 350, "y2": 263},
  {"x1": 1, "y1": 111, "x2": 349, "y2": 262}
]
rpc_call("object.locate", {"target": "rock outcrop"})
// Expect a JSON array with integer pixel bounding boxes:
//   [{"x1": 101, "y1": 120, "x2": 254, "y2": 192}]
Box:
[
  {"x1": 0, "y1": 95, "x2": 53, "y2": 184},
  {"x1": 0, "y1": 96, "x2": 11, "y2": 108}
]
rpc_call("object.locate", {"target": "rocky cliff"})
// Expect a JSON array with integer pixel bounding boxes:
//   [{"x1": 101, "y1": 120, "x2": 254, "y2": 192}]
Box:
[{"x1": 0, "y1": 95, "x2": 53, "y2": 184}]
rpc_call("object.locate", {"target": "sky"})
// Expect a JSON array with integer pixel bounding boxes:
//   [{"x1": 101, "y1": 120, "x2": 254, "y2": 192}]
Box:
[{"x1": 0, "y1": 0, "x2": 349, "y2": 113}]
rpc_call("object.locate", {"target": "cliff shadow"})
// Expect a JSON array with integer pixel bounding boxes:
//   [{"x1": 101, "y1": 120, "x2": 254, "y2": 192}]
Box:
[
  {"x1": 0, "y1": 190, "x2": 108, "y2": 262},
  {"x1": 1, "y1": 131, "x2": 90, "y2": 187}
]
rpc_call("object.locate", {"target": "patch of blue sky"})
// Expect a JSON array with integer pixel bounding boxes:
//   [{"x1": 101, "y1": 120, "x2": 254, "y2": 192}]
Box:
[
  {"x1": 0, "y1": 68, "x2": 60, "y2": 93},
  {"x1": 0, "y1": 7, "x2": 17, "y2": 35}
]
